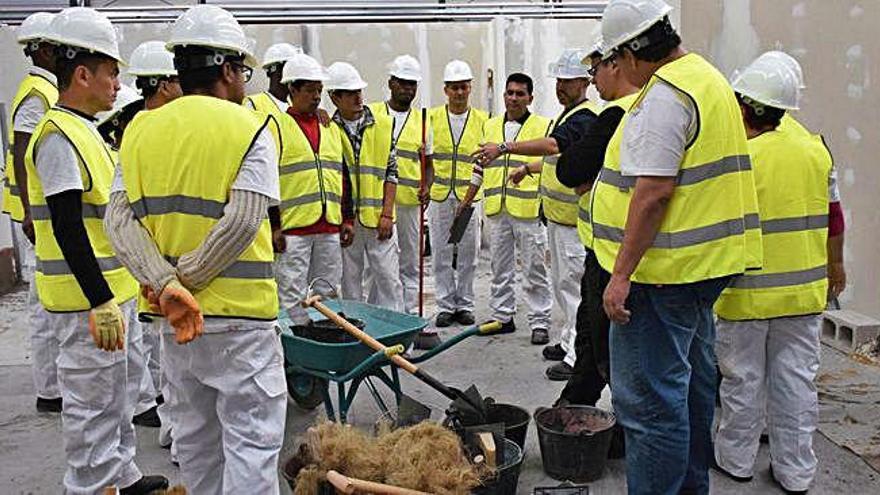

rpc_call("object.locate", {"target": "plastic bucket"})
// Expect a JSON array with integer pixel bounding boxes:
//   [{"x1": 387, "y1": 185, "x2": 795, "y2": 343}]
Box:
[
  {"x1": 534, "y1": 406, "x2": 616, "y2": 483},
  {"x1": 472, "y1": 438, "x2": 525, "y2": 495},
  {"x1": 486, "y1": 403, "x2": 531, "y2": 450}
]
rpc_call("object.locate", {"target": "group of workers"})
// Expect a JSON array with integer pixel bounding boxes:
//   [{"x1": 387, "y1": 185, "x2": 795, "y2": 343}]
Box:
[{"x1": 1, "y1": 0, "x2": 847, "y2": 494}]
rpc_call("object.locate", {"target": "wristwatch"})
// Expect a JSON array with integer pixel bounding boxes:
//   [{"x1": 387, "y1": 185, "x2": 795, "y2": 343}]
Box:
[{"x1": 498, "y1": 142, "x2": 511, "y2": 155}]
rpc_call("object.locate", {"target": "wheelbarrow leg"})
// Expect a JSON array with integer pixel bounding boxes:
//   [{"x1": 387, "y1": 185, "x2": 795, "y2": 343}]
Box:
[
  {"x1": 323, "y1": 382, "x2": 338, "y2": 422},
  {"x1": 363, "y1": 376, "x2": 392, "y2": 420},
  {"x1": 390, "y1": 365, "x2": 403, "y2": 405}
]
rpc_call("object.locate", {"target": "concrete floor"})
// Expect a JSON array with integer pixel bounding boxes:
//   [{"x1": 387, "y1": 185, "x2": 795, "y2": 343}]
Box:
[{"x1": 1, "y1": 253, "x2": 879, "y2": 494}]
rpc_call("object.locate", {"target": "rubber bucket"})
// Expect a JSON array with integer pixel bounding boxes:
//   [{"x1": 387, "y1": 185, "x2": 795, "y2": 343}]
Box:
[
  {"x1": 281, "y1": 455, "x2": 334, "y2": 494},
  {"x1": 487, "y1": 403, "x2": 531, "y2": 450},
  {"x1": 472, "y1": 438, "x2": 525, "y2": 495},
  {"x1": 534, "y1": 406, "x2": 616, "y2": 483}
]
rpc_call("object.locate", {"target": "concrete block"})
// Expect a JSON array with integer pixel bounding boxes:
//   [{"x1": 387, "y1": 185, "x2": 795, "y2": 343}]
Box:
[{"x1": 822, "y1": 310, "x2": 880, "y2": 352}]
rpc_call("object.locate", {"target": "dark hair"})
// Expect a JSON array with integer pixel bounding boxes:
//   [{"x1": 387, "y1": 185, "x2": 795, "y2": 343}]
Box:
[
  {"x1": 736, "y1": 93, "x2": 784, "y2": 130},
  {"x1": 620, "y1": 17, "x2": 681, "y2": 63},
  {"x1": 506, "y1": 72, "x2": 534, "y2": 95},
  {"x1": 135, "y1": 76, "x2": 160, "y2": 98},
  {"x1": 173, "y1": 46, "x2": 243, "y2": 94},
  {"x1": 54, "y1": 49, "x2": 110, "y2": 91}
]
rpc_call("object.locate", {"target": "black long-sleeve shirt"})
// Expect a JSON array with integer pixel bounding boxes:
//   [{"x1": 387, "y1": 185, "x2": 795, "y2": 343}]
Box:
[{"x1": 556, "y1": 106, "x2": 625, "y2": 189}]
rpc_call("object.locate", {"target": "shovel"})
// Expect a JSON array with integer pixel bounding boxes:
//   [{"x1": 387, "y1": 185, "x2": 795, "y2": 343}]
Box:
[{"x1": 326, "y1": 470, "x2": 431, "y2": 495}]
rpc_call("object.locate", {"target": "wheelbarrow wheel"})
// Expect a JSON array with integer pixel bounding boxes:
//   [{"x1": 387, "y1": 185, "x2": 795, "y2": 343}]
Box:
[{"x1": 286, "y1": 371, "x2": 327, "y2": 410}]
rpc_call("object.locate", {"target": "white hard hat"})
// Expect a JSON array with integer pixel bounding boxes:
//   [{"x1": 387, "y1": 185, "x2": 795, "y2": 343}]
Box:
[
  {"x1": 96, "y1": 84, "x2": 143, "y2": 126},
  {"x1": 281, "y1": 53, "x2": 328, "y2": 83},
  {"x1": 262, "y1": 43, "x2": 303, "y2": 69},
  {"x1": 549, "y1": 48, "x2": 590, "y2": 79},
  {"x1": 602, "y1": 0, "x2": 673, "y2": 53},
  {"x1": 443, "y1": 60, "x2": 473, "y2": 82},
  {"x1": 128, "y1": 40, "x2": 177, "y2": 77},
  {"x1": 763, "y1": 50, "x2": 805, "y2": 89},
  {"x1": 326, "y1": 62, "x2": 368, "y2": 91},
  {"x1": 49, "y1": 7, "x2": 124, "y2": 64},
  {"x1": 388, "y1": 54, "x2": 422, "y2": 82},
  {"x1": 731, "y1": 52, "x2": 802, "y2": 110},
  {"x1": 166, "y1": 5, "x2": 257, "y2": 68},
  {"x1": 17, "y1": 12, "x2": 56, "y2": 45}
]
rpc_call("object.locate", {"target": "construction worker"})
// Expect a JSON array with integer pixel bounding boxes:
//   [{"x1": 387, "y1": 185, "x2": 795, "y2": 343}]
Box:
[
  {"x1": 501, "y1": 48, "x2": 600, "y2": 367},
  {"x1": 593, "y1": 1, "x2": 761, "y2": 493},
  {"x1": 273, "y1": 53, "x2": 354, "y2": 325},
  {"x1": 24, "y1": 7, "x2": 167, "y2": 494},
  {"x1": 329, "y1": 62, "x2": 402, "y2": 310},
  {"x1": 3, "y1": 11, "x2": 61, "y2": 413},
  {"x1": 713, "y1": 52, "x2": 846, "y2": 495},
  {"x1": 459, "y1": 73, "x2": 553, "y2": 344},
  {"x1": 96, "y1": 84, "x2": 144, "y2": 150},
  {"x1": 425, "y1": 60, "x2": 487, "y2": 347},
  {"x1": 368, "y1": 55, "x2": 433, "y2": 315},
  {"x1": 243, "y1": 42, "x2": 302, "y2": 119},
  {"x1": 105, "y1": 5, "x2": 286, "y2": 493}
]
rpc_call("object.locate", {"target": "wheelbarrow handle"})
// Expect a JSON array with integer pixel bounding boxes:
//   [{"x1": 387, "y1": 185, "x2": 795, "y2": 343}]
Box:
[{"x1": 326, "y1": 470, "x2": 431, "y2": 495}]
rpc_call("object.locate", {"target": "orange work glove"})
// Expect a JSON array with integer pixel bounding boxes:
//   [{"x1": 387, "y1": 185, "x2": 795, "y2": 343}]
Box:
[
  {"x1": 141, "y1": 284, "x2": 161, "y2": 313},
  {"x1": 159, "y1": 280, "x2": 204, "y2": 344}
]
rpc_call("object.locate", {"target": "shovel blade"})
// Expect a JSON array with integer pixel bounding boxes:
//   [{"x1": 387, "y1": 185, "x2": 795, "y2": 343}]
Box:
[{"x1": 395, "y1": 393, "x2": 432, "y2": 427}]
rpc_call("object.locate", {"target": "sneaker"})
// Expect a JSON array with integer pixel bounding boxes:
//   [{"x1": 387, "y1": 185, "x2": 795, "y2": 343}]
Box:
[
  {"x1": 454, "y1": 309, "x2": 475, "y2": 325},
  {"x1": 133, "y1": 406, "x2": 161, "y2": 428},
  {"x1": 769, "y1": 465, "x2": 808, "y2": 494},
  {"x1": 542, "y1": 343, "x2": 566, "y2": 361},
  {"x1": 545, "y1": 362, "x2": 575, "y2": 381},
  {"x1": 480, "y1": 319, "x2": 516, "y2": 335},
  {"x1": 414, "y1": 332, "x2": 442, "y2": 350},
  {"x1": 120, "y1": 475, "x2": 170, "y2": 495},
  {"x1": 435, "y1": 312, "x2": 455, "y2": 328},
  {"x1": 531, "y1": 327, "x2": 550, "y2": 345},
  {"x1": 711, "y1": 458, "x2": 753, "y2": 483},
  {"x1": 36, "y1": 397, "x2": 63, "y2": 413}
]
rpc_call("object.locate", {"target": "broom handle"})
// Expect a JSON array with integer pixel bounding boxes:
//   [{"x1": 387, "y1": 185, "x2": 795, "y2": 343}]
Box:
[
  {"x1": 418, "y1": 106, "x2": 427, "y2": 318},
  {"x1": 326, "y1": 470, "x2": 431, "y2": 495}
]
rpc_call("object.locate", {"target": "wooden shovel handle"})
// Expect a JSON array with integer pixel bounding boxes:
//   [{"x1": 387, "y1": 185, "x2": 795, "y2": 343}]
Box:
[{"x1": 326, "y1": 470, "x2": 431, "y2": 495}]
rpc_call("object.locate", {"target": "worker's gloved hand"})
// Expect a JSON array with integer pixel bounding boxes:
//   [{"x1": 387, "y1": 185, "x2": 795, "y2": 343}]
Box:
[
  {"x1": 88, "y1": 299, "x2": 126, "y2": 351},
  {"x1": 159, "y1": 280, "x2": 204, "y2": 344},
  {"x1": 141, "y1": 284, "x2": 161, "y2": 313}
]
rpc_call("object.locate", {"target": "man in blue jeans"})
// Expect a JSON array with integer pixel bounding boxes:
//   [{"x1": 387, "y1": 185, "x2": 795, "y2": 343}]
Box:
[{"x1": 590, "y1": 1, "x2": 762, "y2": 494}]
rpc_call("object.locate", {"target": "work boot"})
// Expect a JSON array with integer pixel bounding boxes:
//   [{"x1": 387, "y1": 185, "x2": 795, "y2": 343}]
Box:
[
  {"x1": 545, "y1": 362, "x2": 575, "y2": 381},
  {"x1": 769, "y1": 465, "x2": 807, "y2": 494},
  {"x1": 133, "y1": 405, "x2": 161, "y2": 428},
  {"x1": 480, "y1": 319, "x2": 516, "y2": 335},
  {"x1": 531, "y1": 327, "x2": 549, "y2": 345},
  {"x1": 35, "y1": 397, "x2": 63, "y2": 413},
  {"x1": 542, "y1": 343, "x2": 566, "y2": 361},
  {"x1": 454, "y1": 309, "x2": 475, "y2": 325},
  {"x1": 414, "y1": 331, "x2": 442, "y2": 350},
  {"x1": 120, "y1": 475, "x2": 170, "y2": 495},
  {"x1": 435, "y1": 312, "x2": 455, "y2": 328},
  {"x1": 711, "y1": 458, "x2": 753, "y2": 483}
]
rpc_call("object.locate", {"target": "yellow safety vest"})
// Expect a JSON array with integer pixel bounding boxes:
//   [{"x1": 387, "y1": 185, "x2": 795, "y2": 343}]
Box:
[
  {"x1": 25, "y1": 107, "x2": 137, "y2": 312},
  {"x1": 429, "y1": 105, "x2": 488, "y2": 202},
  {"x1": 483, "y1": 113, "x2": 553, "y2": 219},
  {"x1": 715, "y1": 128, "x2": 831, "y2": 320},
  {"x1": 368, "y1": 102, "x2": 427, "y2": 206},
  {"x1": 3, "y1": 73, "x2": 58, "y2": 222},
  {"x1": 277, "y1": 113, "x2": 345, "y2": 229},
  {"x1": 590, "y1": 53, "x2": 762, "y2": 284},
  {"x1": 542, "y1": 100, "x2": 600, "y2": 226},
  {"x1": 120, "y1": 95, "x2": 278, "y2": 320},
  {"x1": 339, "y1": 112, "x2": 395, "y2": 228},
  {"x1": 244, "y1": 91, "x2": 287, "y2": 123},
  {"x1": 577, "y1": 93, "x2": 638, "y2": 248},
  {"x1": 777, "y1": 113, "x2": 810, "y2": 137}
]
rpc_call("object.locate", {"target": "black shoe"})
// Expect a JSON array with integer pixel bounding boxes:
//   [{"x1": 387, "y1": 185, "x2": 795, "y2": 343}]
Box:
[
  {"x1": 120, "y1": 475, "x2": 170, "y2": 495},
  {"x1": 531, "y1": 327, "x2": 550, "y2": 345},
  {"x1": 155, "y1": 394, "x2": 164, "y2": 406},
  {"x1": 545, "y1": 362, "x2": 575, "y2": 381},
  {"x1": 760, "y1": 433, "x2": 769, "y2": 444},
  {"x1": 133, "y1": 406, "x2": 161, "y2": 428},
  {"x1": 454, "y1": 309, "x2": 475, "y2": 325},
  {"x1": 711, "y1": 458, "x2": 753, "y2": 483},
  {"x1": 542, "y1": 343, "x2": 566, "y2": 361},
  {"x1": 414, "y1": 332, "x2": 442, "y2": 350},
  {"x1": 481, "y1": 319, "x2": 516, "y2": 335},
  {"x1": 769, "y1": 465, "x2": 808, "y2": 494},
  {"x1": 435, "y1": 311, "x2": 455, "y2": 328},
  {"x1": 36, "y1": 397, "x2": 63, "y2": 413}
]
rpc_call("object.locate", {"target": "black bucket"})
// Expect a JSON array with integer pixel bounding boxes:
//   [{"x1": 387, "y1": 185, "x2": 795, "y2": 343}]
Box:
[
  {"x1": 472, "y1": 438, "x2": 525, "y2": 495},
  {"x1": 486, "y1": 403, "x2": 530, "y2": 450},
  {"x1": 534, "y1": 406, "x2": 616, "y2": 483}
]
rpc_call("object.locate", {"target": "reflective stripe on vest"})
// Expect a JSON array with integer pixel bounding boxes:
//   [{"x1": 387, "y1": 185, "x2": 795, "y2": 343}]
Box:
[
  {"x1": 340, "y1": 112, "x2": 395, "y2": 228},
  {"x1": 589, "y1": 53, "x2": 762, "y2": 284},
  {"x1": 541, "y1": 100, "x2": 599, "y2": 225},
  {"x1": 429, "y1": 105, "x2": 488, "y2": 202},
  {"x1": 25, "y1": 107, "x2": 137, "y2": 312},
  {"x1": 3, "y1": 73, "x2": 58, "y2": 222},
  {"x1": 369, "y1": 102, "x2": 426, "y2": 206},
  {"x1": 482, "y1": 113, "x2": 553, "y2": 219},
  {"x1": 121, "y1": 95, "x2": 278, "y2": 319},
  {"x1": 715, "y1": 127, "x2": 832, "y2": 320}
]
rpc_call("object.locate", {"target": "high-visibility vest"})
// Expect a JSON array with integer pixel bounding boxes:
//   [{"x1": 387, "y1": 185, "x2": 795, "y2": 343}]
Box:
[
  {"x1": 777, "y1": 113, "x2": 810, "y2": 137},
  {"x1": 339, "y1": 112, "x2": 395, "y2": 228},
  {"x1": 482, "y1": 113, "x2": 553, "y2": 219},
  {"x1": 244, "y1": 91, "x2": 287, "y2": 123},
  {"x1": 24, "y1": 107, "x2": 137, "y2": 312},
  {"x1": 590, "y1": 53, "x2": 763, "y2": 284},
  {"x1": 429, "y1": 105, "x2": 488, "y2": 202},
  {"x1": 277, "y1": 113, "x2": 345, "y2": 229},
  {"x1": 542, "y1": 100, "x2": 600, "y2": 226},
  {"x1": 3, "y1": 73, "x2": 58, "y2": 222},
  {"x1": 577, "y1": 93, "x2": 638, "y2": 248},
  {"x1": 368, "y1": 102, "x2": 427, "y2": 206},
  {"x1": 715, "y1": 128, "x2": 831, "y2": 320},
  {"x1": 120, "y1": 95, "x2": 278, "y2": 320}
]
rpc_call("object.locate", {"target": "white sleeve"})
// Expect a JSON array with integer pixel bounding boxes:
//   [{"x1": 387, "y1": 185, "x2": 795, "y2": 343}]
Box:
[
  {"x1": 231, "y1": 127, "x2": 280, "y2": 205},
  {"x1": 828, "y1": 166, "x2": 841, "y2": 203},
  {"x1": 425, "y1": 125, "x2": 434, "y2": 156},
  {"x1": 13, "y1": 95, "x2": 48, "y2": 134},
  {"x1": 34, "y1": 132, "x2": 85, "y2": 197},
  {"x1": 619, "y1": 82, "x2": 696, "y2": 177},
  {"x1": 110, "y1": 165, "x2": 125, "y2": 194}
]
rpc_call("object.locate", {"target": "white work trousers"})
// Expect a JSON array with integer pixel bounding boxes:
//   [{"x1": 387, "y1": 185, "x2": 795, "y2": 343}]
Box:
[
  {"x1": 487, "y1": 212, "x2": 552, "y2": 330},
  {"x1": 343, "y1": 222, "x2": 402, "y2": 311},
  {"x1": 395, "y1": 205, "x2": 422, "y2": 314},
  {"x1": 714, "y1": 315, "x2": 821, "y2": 492},
  {"x1": 163, "y1": 323, "x2": 288, "y2": 495},
  {"x1": 156, "y1": 330, "x2": 178, "y2": 463},
  {"x1": 135, "y1": 319, "x2": 159, "y2": 415},
  {"x1": 14, "y1": 223, "x2": 59, "y2": 399},
  {"x1": 276, "y1": 233, "x2": 342, "y2": 324},
  {"x1": 547, "y1": 222, "x2": 585, "y2": 367},
  {"x1": 428, "y1": 197, "x2": 480, "y2": 314},
  {"x1": 52, "y1": 299, "x2": 144, "y2": 495}
]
